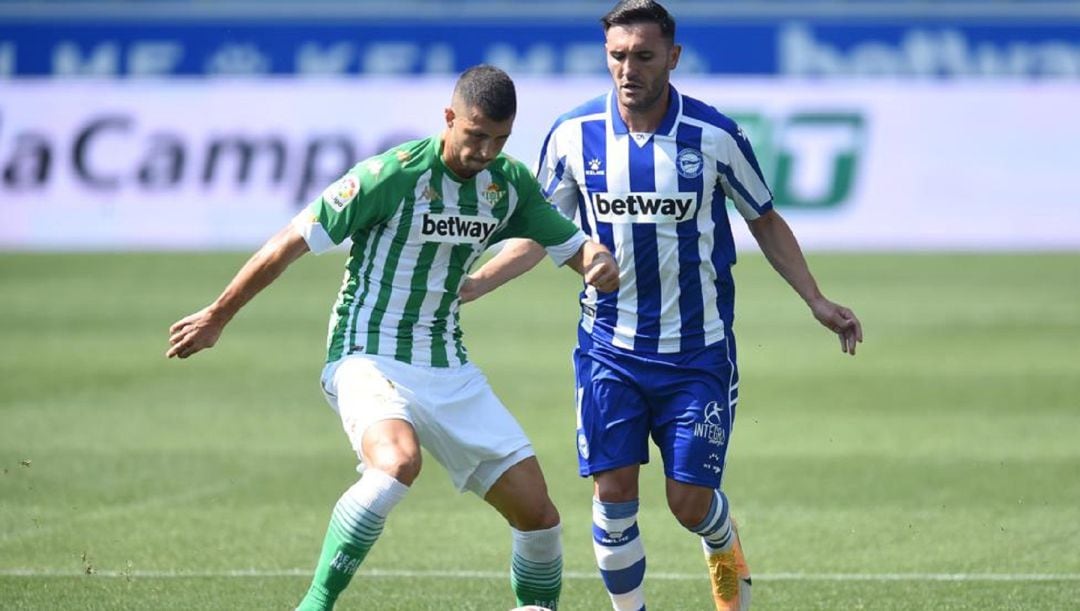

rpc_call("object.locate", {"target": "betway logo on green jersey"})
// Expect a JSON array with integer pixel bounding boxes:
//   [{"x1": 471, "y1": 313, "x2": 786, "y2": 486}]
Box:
[
  {"x1": 592, "y1": 192, "x2": 696, "y2": 223},
  {"x1": 420, "y1": 213, "x2": 498, "y2": 244}
]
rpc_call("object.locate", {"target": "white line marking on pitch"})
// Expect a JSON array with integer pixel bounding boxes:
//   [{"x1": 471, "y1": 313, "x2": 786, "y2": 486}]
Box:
[{"x1": 1, "y1": 569, "x2": 1078, "y2": 582}]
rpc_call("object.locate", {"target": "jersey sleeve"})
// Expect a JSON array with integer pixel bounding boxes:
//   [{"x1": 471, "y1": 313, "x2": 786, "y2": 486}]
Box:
[
  {"x1": 493, "y1": 167, "x2": 587, "y2": 266},
  {"x1": 535, "y1": 122, "x2": 580, "y2": 219},
  {"x1": 716, "y1": 123, "x2": 774, "y2": 221},
  {"x1": 292, "y1": 156, "x2": 400, "y2": 254}
]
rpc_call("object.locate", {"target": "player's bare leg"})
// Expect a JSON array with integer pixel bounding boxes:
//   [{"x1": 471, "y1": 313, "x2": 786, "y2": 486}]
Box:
[
  {"x1": 297, "y1": 419, "x2": 419, "y2": 610},
  {"x1": 590, "y1": 465, "x2": 646, "y2": 611},
  {"x1": 667, "y1": 479, "x2": 750, "y2": 610},
  {"x1": 485, "y1": 456, "x2": 563, "y2": 610}
]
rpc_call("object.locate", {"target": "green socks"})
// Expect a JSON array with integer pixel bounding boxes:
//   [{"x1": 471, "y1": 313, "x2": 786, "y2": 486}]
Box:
[
  {"x1": 510, "y1": 524, "x2": 563, "y2": 610},
  {"x1": 297, "y1": 469, "x2": 409, "y2": 610}
]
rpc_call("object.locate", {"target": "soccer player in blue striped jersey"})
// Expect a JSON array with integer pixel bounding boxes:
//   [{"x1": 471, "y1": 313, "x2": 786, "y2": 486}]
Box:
[
  {"x1": 167, "y1": 65, "x2": 618, "y2": 610},
  {"x1": 463, "y1": 3, "x2": 863, "y2": 609}
]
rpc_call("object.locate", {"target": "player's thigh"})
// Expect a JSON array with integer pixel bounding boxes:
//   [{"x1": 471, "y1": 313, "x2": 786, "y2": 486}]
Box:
[
  {"x1": 652, "y1": 346, "x2": 738, "y2": 488},
  {"x1": 574, "y1": 346, "x2": 651, "y2": 476},
  {"x1": 484, "y1": 456, "x2": 559, "y2": 530},
  {"x1": 321, "y1": 356, "x2": 418, "y2": 466},
  {"x1": 412, "y1": 363, "x2": 533, "y2": 495}
]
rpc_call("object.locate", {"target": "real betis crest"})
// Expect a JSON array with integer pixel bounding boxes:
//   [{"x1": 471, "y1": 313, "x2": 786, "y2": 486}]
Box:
[{"x1": 483, "y1": 183, "x2": 503, "y2": 205}]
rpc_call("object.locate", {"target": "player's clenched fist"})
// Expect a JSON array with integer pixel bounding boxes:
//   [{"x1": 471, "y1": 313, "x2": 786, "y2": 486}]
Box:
[{"x1": 584, "y1": 249, "x2": 619, "y2": 293}]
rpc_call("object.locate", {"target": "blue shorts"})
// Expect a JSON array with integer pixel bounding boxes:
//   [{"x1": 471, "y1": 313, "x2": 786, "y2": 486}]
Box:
[{"x1": 573, "y1": 328, "x2": 739, "y2": 488}]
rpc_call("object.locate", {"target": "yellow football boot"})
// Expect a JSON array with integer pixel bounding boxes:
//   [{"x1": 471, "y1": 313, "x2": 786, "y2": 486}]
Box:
[{"x1": 706, "y1": 520, "x2": 751, "y2": 610}]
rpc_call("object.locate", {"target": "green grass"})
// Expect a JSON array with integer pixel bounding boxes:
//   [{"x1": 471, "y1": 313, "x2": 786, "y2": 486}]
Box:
[{"x1": 1, "y1": 251, "x2": 1079, "y2": 610}]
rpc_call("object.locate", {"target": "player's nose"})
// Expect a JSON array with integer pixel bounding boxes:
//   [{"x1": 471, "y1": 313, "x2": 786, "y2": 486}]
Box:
[{"x1": 478, "y1": 142, "x2": 498, "y2": 160}]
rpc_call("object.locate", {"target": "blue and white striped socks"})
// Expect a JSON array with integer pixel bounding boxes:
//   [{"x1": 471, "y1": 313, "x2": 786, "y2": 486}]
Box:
[
  {"x1": 592, "y1": 498, "x2": 646, "y2": 611},
  {"x1": 692, "y1": 489, "x2": 734, "y2": 554}
]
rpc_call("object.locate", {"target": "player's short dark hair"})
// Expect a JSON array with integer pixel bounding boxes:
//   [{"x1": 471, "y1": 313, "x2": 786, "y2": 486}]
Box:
[
  {"x1": 601, "y1": 0, "x2": 676, "y2": 42},
  {"x1": 453, "y1": 65, "x2": 517, "y2": 122}
]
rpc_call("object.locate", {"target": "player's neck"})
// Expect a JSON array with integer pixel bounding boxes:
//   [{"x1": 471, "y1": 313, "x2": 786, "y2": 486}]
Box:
[
  {"x1": 438, "y1": 131, "x2": 477, "y2": 180},
  {"x1": 618, "y1": 88, "x2": 670, "y2": 134}
]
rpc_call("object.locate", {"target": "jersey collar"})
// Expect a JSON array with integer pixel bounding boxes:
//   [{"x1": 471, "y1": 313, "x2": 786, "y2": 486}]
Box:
[{"x1": 608, "y1": 84, "x2": 681, "y2": 138}]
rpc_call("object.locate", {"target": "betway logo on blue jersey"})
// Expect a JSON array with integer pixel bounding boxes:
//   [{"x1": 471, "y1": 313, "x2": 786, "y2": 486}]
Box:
[
  {"x1": 420, "y1": 213, "x2": 497, "y2": 244},
  {"x1": 592, "y1": 192, "x2": 696, "y2": 224}
]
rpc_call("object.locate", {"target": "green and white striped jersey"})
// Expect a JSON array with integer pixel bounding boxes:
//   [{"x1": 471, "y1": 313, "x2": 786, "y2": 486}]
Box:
[{"x1": 293, "y1": 135, "x2": 587, "y2": 367}]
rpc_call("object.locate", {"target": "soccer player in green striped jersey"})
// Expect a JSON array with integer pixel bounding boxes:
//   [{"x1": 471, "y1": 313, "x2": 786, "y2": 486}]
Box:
[{"x1": 167, "y1": 65, "x2": 619, "y2": 610}]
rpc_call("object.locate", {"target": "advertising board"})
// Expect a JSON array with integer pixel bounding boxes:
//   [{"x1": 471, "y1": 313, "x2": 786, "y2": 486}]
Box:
[{"x1": 2, "y1": 78, "x2": 1078, "y2": 250}]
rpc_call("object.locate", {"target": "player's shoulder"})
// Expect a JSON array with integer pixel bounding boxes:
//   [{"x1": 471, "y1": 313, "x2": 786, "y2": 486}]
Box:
[
  {"x1": 490, "y1": 153, "x2": 540, "y2": 187},
  {"x1": 678, "y1": 91, "x2": 742, "y2": 140},
  {"x1": 339, "y1": 136, "x2": 433, "y2": 198},
  {"x1": 376, "y1": 136, "x2": 435, "y2": 175},
  {"x1": 354, "y1": 135, "x2": 434, "y2": 181},
  {"x1": 549, "y1": 93, "x2": 608, "y2": 133}
]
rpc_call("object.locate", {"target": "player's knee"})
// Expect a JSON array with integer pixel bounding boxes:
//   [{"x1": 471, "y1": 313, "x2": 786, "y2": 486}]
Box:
[
  {"x1": 594, "y1": 469, "x2": 639, "y2": 503},
  {"x1": 534, "y1": 500, "x2": 561, "y2": 530},
  {"x1": 668, "y1": 490, "x2": 712, "y2": 529},
  {"x1": 514, "y1": 498, "x2": 561, "y2": 531},
  {"x1": 366, "y1": 448, "x2": 422, "y2": 486}
]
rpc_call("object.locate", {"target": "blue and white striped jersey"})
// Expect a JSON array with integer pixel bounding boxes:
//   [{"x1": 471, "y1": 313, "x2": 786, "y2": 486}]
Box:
[{"x1": 538, "y1": 86, "x2": 773, "y2": 354}]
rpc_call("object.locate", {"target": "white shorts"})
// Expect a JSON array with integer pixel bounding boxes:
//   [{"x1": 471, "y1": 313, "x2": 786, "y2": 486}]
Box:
[{"x1": 320, "y1": 354, "x2": 534, "y2": 497}]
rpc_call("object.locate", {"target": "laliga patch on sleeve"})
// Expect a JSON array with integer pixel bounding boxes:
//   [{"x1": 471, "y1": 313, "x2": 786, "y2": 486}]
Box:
[{"x1": 324, "y1": 175, "x2": 359, "y2": 212}]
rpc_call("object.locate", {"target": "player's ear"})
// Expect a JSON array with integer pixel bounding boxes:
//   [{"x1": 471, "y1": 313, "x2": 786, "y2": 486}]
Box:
[
  {"x1": 669, "y1": 43, "x2": 682, "y2": 70},
  {"x1": 444, "y1": 107, "x2": 455, "y2": 128}
]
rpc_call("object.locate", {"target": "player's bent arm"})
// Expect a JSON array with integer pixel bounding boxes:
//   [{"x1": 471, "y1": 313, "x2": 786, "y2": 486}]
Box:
[
  {"x1": 747, "y1": 209, "x2": 863, "y2": 354},
  {"x1": 460, "y1": 238, "x2": 548, "y2": 303},
  {"x1": 460, "y1": 238, "x2": 618, "y2": 303},
  {"x1": 166, "y1": 224, "x2": 310, "y2": 359},
  {"x1": 566, "y1": 239, "x2": 619, "y2": 293}
]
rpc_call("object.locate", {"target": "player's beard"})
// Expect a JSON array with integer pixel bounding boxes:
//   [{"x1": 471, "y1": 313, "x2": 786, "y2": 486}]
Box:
[
  {"x1": 443, "y1": 142, "x2": 483, "y2": 178},
  {"x1": 457, "y1": 154, "x2": 490, "y2": 178},
  {"x1": 618, "y1": 80, "x2": 666, "y2": 114}
]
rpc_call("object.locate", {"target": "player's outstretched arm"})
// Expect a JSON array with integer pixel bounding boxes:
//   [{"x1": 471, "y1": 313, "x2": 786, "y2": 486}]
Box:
[
  {"x1": 747, "y1": 209, "x2": 863, "y2": 355},
  {"x1": 566, "y1": 239, "x2": 619, "y2": 293},
  {"x1": 166, "y1": 224, "x2": 310, "y2": 359},
  {"x1": 459, "y1": 238, "x2": 548, "y2": 303}
]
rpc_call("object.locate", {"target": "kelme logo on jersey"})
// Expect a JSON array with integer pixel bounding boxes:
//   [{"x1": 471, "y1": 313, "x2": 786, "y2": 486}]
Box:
[
  {"x1": 420, "y1": 213, "x2": 497, "y2": 244},
  {"x1": 592, "y1": 192, "x2": 696, "y2": 224},
  {"x1": 585, "y1": 157, "x2": 605, "y2": 176}
]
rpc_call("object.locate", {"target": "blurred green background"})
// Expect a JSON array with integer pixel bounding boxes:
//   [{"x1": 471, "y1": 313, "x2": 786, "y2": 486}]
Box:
[{"x1": 2, "y1": 251, "x2": 1078, "y2": 609}]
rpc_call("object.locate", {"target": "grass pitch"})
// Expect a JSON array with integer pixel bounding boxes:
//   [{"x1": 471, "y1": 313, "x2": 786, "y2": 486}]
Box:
[{"x1": 1, "y1": 251, "x2": 1079, "y2": 610}]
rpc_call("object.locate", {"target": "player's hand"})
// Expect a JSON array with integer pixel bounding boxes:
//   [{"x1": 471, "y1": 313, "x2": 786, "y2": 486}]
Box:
[
  {"x1": 458, "y1": 275, "x2": 485, "y2": 304},
  {"x1": 166, "y1": 306, "x2": 226, "y2": 359},
  {"x1": 584, "y1": 251, "x2": 619, "y2": 293},
  {"x1": 809, "y1": 297, "x2": 863, "y2": 355}
]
